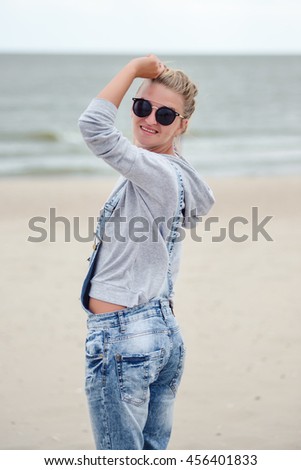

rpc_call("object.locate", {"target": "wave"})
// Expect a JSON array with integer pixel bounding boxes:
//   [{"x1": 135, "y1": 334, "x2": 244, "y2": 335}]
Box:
[
  {"x1": 0, "y1": 152, "x2": 300, "y2": 178},
  {"x1": 1, "y1": 127, "x2": 300, "y2": 144},
  {"x1": 186, "y1": 128, "x2": 301, "y2": 138},
  {"x1": 0, "y1": 130, "x2": 82, "y2": 143}
]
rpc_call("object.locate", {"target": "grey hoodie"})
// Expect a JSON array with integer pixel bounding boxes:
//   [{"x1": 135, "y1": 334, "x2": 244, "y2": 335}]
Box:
[{"x1": 78, "y1": 98, "x2": 215, "y2": 307}]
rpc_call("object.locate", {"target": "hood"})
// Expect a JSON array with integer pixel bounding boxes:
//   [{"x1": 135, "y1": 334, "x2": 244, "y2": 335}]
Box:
[{"x1": 164, "y1": 153, "x2": 215, "y2": 229}]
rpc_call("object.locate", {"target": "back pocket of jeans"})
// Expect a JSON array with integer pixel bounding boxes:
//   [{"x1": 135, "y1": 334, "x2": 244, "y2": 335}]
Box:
[{"x1": 115, "y1": 349, "x2": 165, "y2": 406}]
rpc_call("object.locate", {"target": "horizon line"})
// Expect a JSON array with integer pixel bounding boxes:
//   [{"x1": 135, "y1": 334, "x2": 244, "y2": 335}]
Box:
[{"x1": 0, "y1": 50, "x2": 300, "y2": 56}]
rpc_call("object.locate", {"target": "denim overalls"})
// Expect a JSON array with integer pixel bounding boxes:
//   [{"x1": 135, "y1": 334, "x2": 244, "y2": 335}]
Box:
[{"x1": 80, "y1": 161, "x2": 186, "y2": 450}]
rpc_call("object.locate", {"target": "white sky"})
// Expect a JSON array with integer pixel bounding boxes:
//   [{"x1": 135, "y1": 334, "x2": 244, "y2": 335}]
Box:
[{"x1": 1, "y1": 0, "x2": 301, "y2": 54}]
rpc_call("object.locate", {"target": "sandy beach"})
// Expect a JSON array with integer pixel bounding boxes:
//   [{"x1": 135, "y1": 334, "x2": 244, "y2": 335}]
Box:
[{"x1": 0, "y1": 174, "x2": 300, "y2": 450}]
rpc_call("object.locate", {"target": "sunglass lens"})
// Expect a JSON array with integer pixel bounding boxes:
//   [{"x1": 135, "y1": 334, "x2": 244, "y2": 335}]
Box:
[
  {"x1": 133, "y1": 99, "x2": 152, "y2": 118},
  {"x1": 156, "y1": 107, "x2": 176, "y2": 126}
]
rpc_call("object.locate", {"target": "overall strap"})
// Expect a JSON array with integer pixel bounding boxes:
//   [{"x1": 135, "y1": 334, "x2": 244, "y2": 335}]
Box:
[
  {"x1": 163, "y1": 161, "x2": 185, "y2": 304},
  {"x1": 103, "y1": 178, "x2": 128, "y2": 212},
  {"x1": 94, "y1": 179, "x2": 128, "y2": 246},
  {"x1": 83, "y1": 179, "x2": 128, "y2": 299},
  {"x1": 166, "y1": 161, "x2": 185, "y2": 252}
]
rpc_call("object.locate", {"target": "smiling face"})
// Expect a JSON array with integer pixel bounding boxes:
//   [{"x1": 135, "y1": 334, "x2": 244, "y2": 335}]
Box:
[{"x1": 131, "y1": 81, "x2": 188, "y2": 155}]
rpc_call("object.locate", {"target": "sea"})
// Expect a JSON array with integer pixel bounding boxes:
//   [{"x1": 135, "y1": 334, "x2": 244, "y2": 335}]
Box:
[{"x1": 0, "y1": 54, "x2": 300, "y2": 178}]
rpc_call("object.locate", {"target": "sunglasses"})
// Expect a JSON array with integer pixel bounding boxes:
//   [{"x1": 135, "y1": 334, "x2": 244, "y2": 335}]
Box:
[{"x1": 132, "y1": 98, "x2": 184, "y2": 126}]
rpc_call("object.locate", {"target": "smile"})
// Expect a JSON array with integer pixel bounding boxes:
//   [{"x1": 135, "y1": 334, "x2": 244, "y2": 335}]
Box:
[{"x1": 140, "y1": 126, "x2": 158, "y2": 135}]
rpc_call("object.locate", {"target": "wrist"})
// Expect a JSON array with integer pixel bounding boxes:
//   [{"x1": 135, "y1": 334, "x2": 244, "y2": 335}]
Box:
[{"x1": 124, "y1": 60, "x2": 138, "y2": 80}]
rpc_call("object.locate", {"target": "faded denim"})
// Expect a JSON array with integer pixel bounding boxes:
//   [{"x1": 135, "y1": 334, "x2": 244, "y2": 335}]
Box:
[
  {"x1": 80, "y1": 162, "x2": 186, "y2": 450},
  {"x1": 81, "y1": 298, "x2": 186, "y2": 450}
]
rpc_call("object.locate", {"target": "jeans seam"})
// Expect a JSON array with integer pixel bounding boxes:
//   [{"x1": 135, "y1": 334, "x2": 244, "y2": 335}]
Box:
[
  {"x1": 101, "y1": 331, "x2": 109, "y2": 387},
  {"x1": 168, "y1": 343, "x2": 186, "y2": 396},
  {"x1": 102, "y1": 380, "x2": 113, "y2": 449}
]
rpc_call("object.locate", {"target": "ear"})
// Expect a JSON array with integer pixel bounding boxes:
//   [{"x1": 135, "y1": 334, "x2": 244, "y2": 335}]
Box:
[{"x1": 176, "y1": 118, "x2": 188, "y2": 136}]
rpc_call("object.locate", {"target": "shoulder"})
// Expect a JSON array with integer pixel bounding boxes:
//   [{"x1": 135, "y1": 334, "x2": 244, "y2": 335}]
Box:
[{"x1": 125, "y1": 148, "x2": 180, "y2": 202}]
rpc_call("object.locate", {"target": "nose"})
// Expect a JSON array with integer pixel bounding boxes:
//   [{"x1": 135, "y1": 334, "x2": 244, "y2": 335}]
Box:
[{"x1": 145, "y1": 107, "x2": 158, "y2": 126}]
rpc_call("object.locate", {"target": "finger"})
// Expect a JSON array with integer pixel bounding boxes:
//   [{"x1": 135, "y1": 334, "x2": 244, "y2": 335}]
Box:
[{"x1": 157, "y1": 62, "x2": 165, "y2": 74}]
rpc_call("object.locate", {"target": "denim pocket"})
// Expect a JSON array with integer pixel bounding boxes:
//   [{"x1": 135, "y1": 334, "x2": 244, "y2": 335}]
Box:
[
  {"x1": 169, "y1": 343, "x2": 186, "y2": 396},
  {"x1": 115, "y1": 348, "x2": 165, "y2": 406}
]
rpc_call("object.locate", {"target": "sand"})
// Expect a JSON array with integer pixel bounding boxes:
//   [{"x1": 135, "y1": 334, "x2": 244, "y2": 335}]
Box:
[{"x1": 0, "y1": 174, "x2": 300, "y2": 450}]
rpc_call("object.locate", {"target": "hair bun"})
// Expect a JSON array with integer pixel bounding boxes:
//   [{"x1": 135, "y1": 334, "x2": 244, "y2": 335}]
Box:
[{"x1": 153, "y1": 68, "x2": 198, "y2": 119}]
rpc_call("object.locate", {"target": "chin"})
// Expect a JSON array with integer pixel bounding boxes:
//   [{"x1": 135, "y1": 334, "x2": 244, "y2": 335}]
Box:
[{"x1": 134, "y1": 135, "x2": 156, "y2": 150}]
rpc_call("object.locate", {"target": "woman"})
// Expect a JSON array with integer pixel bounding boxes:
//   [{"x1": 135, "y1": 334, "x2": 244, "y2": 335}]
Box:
[{"x1": 78, "y1": 54, "x2": 215, "y2": 450}]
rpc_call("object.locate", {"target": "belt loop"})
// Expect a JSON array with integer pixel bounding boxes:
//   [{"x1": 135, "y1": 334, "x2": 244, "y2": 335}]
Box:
[
  {"x1": 169, "y1": 300, "x2": 175, "y2": 316},
  {"x1": 159, "y1": 299, "x2": 168, "y2": 322},
  {"x1": 117, "y1": 311, "x2": 126, "y2": 334}
]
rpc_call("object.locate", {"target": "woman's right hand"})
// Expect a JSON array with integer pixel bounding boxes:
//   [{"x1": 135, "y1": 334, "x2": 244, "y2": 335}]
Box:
[
  {"x1": 130, "y1": 54, "x2": 165, "y2": 79},
  {"x1": 96, "y1": 54, "x2": 165, "y2": 108}
]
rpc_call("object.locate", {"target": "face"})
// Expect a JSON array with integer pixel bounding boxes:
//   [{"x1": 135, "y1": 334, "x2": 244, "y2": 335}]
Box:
[{"x1": 131, "y1": 81, "x2": 188, "y2": 155}]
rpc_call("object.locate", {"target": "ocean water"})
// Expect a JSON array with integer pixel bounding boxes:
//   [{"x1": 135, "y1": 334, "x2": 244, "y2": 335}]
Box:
[{"x1": 0, "y1": 54, "x2": 300, "y2": 177}]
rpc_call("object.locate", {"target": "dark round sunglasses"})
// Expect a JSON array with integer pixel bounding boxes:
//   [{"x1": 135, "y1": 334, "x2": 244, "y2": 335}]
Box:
[{"x1": 132, "y1": 98, "x2": 184, "y2": 126}]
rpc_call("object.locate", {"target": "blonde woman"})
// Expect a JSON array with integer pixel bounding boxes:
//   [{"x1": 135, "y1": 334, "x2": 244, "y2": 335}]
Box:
[{"x1": 79, "y1": 54, "x2": 215, "y2": 450}]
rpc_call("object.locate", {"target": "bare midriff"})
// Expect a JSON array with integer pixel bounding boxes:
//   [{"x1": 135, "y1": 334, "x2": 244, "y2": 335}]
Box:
[{"x1": 88, "y1": 296, "x2": 127, "y2": 315}]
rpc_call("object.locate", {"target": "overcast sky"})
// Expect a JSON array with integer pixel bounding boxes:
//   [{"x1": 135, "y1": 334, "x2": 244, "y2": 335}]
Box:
[{"x1": 1, "y1": 0, "x2": 300, "y2": 54}]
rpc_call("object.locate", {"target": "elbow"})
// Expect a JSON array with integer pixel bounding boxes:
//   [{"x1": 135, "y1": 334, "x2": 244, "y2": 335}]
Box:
[
  {"x1": 78, "y1": 115, "x2": 103, "y2": 146},
  {"x1": 78, "y1": 115, "x2": 92, "y2": 140},
  {"x1": 78, "y1": 120, "x2": 119, "y2": 158},
  {"x1": 78, "y1": 108, "x2": 103, "y2": 138}
]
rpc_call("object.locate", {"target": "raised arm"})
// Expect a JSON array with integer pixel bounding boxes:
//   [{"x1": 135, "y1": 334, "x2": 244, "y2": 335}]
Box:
[
  {"x1": 78, "y1": 55, "x2": 180, "y2": 205},
  {"x1": 96, "y1": 55, "x2": 165, "y2": 108}
]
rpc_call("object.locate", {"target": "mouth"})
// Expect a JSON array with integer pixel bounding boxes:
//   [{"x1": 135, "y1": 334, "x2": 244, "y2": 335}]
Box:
[{"x1": 140, "y1": 125, "x2": 158, "y2": 135}]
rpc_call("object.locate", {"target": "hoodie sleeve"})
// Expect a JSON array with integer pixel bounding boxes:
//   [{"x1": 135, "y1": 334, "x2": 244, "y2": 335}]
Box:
[{"x1": 78, "y1": 97, "x2": 178, "y2": 204}]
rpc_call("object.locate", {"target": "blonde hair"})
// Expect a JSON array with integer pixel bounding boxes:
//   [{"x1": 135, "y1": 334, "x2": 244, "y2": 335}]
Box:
[{"x1": 152, "y1": 67, "x2": 198, "y2": 121}]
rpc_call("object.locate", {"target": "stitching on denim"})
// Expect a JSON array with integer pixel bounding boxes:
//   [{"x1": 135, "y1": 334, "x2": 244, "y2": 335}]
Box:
[
  {"x1": 109, "y1": 329, "x2": 170, "y2": 343},
  {"x1": 115, "y1": 355, "x2": 149, "y2": 406},
  {"x1": 168, "y1": 342, "x2": 186, "y2": 396},
  {"x1": 101, "y1": 330, "x2": 109, "y2": 387},
  {"x1": 166, "y1": 161, "x2": 185, "y2": 300},
  {"x1": 95, "y1": 179, "x2": 127, "y2": 240}
]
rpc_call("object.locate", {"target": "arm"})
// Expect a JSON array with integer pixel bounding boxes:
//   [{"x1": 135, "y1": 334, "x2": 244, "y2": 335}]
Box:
[
  {"x1": 78, "y1": 55, "x2": 179, "y2": 203},
  {"x1": 96, "y1": 54, "x2": 165, "y2": 108},
  {"x1": 78, "y1": 98, "x2": 179, "y2": 203}
]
